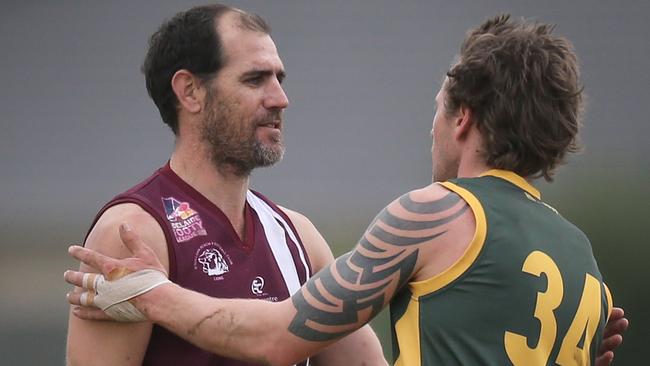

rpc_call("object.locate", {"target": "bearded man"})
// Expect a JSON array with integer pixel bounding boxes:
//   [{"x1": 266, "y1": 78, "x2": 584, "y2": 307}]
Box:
[{"x1": 65, "y1": 4, "x2": 386, "y2": 366}]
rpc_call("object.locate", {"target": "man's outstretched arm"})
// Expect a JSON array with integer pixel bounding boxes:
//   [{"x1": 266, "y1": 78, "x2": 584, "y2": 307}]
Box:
[{"x1": 66, "y1": 188, "x2": 469, "y2": 365}]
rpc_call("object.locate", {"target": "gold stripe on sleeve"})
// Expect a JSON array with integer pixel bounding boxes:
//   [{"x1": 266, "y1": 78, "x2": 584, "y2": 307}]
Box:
[{"x1": 408, "y1": 182, "x2": 487, "y2": 297}]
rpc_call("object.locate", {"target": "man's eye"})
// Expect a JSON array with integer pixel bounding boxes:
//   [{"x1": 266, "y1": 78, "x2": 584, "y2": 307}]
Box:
[{"x1": 246, "y1": 76, "x2": 263, "y2": 86}]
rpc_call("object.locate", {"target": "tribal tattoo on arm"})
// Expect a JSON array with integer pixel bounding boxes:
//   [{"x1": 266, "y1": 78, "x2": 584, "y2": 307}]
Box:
[{"x1": 288, "y1": 189, "x2": 469, "y2": 341}]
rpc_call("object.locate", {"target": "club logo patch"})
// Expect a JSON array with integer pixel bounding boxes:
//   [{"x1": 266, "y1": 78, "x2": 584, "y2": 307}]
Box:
[
  {"x1": 194, "y1": 242, "x2": 233, "y2": 280},
  {"x1": 162, "y1": 197, "x2": 207, "y2": 242}
]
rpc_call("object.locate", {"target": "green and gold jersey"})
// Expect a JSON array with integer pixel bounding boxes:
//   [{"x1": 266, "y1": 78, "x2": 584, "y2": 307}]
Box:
[{"x1": 390, "y1": 170, "x2": 612, "y2": 366}]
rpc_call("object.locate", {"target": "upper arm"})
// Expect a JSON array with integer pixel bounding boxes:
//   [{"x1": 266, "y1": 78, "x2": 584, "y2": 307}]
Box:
[
  {"x1": 66, "y1": 203, "x2": 169, "y2": 366},
  {"x1": 285, "y1": 184, "x2": 472, "y2": 344}
]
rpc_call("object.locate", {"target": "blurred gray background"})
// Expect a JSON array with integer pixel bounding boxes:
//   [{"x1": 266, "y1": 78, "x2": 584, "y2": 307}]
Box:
[{"x1": 1, "y1": 0, "x2": 648, "y2": 364}]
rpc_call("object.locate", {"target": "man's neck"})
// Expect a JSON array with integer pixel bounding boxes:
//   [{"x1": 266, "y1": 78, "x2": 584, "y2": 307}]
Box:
[
  {"x1": 456, "y1": 158, "x2": 491, "y2": 179},
  {"x1": 456, "y1": 127, "x2": 491, "y2": 179},
  {"x1": 169, "y1": 145, "x2": 250, "y2": 239}
]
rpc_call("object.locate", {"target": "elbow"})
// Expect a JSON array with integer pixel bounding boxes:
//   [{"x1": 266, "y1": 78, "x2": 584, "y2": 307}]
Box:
[
  {"x1": 254, "y1": 316, "x2": 305, "y2": 366},
  {"x1": 259, "y1": 351, "x2": 303, "y2": 366},
  {"x1": 253, "y1": 332, "x2": 302, "y2": 366}
]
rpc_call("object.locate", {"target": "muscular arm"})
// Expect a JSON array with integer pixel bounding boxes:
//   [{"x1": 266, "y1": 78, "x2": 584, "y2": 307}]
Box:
[
  {"x1": 68, "y1": 185, "x2": 468, "y2": 365},
  {"x1": 283, "y1": 187, "x2": 470, "y2": 343},
  {"x1": 66, "y1": 204, "x2": 169, "y2": 366},
  {"x1": 280, "y1": 208, "x2": 387, "y2": 366}
]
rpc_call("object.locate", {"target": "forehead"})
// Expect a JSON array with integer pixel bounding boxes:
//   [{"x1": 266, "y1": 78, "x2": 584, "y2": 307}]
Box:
[
  {"x1": 435, "y1": 77, "x2": 449, "y2": 102},
  {"x1": 217, "y1": 13, "x2": 283, "y2": 72}
]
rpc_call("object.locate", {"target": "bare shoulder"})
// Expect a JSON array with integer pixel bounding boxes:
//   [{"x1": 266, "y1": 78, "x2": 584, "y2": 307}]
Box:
[
  {"x1": 85, "y1": 203, "x2": 169, "y2": 272},
  {"x1": 373, "y1": 183, "x2": 465, "y2": 226},
  {"x1": 277, "y1": 206, "x2": 310, "y2": 227},
  {"x1": 386, "y1": 183, "x2": 470, "y2": 218},
  {"x1": 277, "y1": 206, "x2": 334, "y2": 272},
  {"x1": 386, "y1": 183, "x2": 476, "y2": 282}
]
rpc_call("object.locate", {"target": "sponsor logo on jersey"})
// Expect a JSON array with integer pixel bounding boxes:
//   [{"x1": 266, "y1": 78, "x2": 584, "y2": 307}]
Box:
[
  {"x1": 194, "y1": 242, "x2": 233, "y2": 280},
  {"x1": 162, "y1": 197, "x2": 207, "y2": 242},
  {"x1": 250, "y1": 276, "x2": 277, "y2": 301},
  {"x1": 251, "y1": 276, "x2": 265, "y2": 295}
]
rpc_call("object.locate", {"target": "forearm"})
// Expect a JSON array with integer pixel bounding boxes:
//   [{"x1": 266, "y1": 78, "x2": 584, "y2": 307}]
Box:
[
  {"x1": 310, "y1": 325, "x2": 387, "y2": 366},
  {"x1": 136, "y1": 283, "x2": 311, "y2": 365}
]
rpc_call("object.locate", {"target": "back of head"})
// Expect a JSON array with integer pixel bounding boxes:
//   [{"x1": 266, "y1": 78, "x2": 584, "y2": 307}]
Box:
[
  {"x1": 445, "y1": 15, "x2": 583, "y2": 181},
  {"x1": 141, "y1": 4, "x2": 270, "y2": 135}
]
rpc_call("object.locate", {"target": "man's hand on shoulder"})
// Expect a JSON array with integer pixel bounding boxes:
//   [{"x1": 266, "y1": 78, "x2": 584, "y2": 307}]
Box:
[
  {"x1": 83, "y1": 203, "x2": 169, "y2": 271},
  {"x1": 66, "y1": 203, "x2": 169, "y2": 366}
]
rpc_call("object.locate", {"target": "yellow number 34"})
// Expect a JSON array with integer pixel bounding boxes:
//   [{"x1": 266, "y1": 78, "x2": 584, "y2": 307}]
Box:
[{"x1": 504, "y1": 250, "x2": 607, "y2": 366}]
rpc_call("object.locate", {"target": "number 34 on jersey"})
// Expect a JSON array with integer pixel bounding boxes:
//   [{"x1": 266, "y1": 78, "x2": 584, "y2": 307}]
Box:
[{"x1": 504, "y1": 250, "x2": 611, "y2": 366}]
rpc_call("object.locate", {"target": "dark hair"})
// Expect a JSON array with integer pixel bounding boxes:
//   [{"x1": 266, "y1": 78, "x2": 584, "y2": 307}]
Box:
[
  {"x1": 142, "y1": 4, "x2": 270, "y2": 134},
  {"x1": 445, "y1": 14, "x2": 583, "y2": 181}
]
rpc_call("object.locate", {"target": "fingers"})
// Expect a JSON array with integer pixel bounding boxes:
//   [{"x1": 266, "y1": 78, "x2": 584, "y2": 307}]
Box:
[
  {"x1": 68, "y1": 245, "x2": 117, "y2": 275},
  {"x1": 82, "y1": 273, "x2": 104, "y2": 290},
  {"x1": 603, "y1": 317, "x2": 629, "y2": 338},
  {"x1": 71, "y1": 305, "x2": 113, "y2": 321},
  {"x1": 106, "y1": 267, "x2": 134, "y2": 281},
  {"x1": 117, "y1": 222, "x2": 167, "y2": 276},
  {"x1": 64, "y1": 269, "x2": 107, "y2": 293},
  {"x1": 599, "y1": 334, "x2": 623, "y2": 355},
  {"x1": 595, "y1": 306, "x2": 629, "y2": 365},
  {"x1": 119, "y1": 222, "x2": 154, "y2": 259},
  {"x1": 609, "y1": 307, "x2": 625, "y2": 321},
  {"x1": 67, "y1": 290, "x2": 98, "y2": 308},
  {"x1": 79, "y1": 292, "x2": 96, "y2": 307},
  {"x1": 594, "y1": 350, "x2": 614, "y2": 366},
  {"x1": 64, "y1": 270, "x2": 86, "y2": 288}
]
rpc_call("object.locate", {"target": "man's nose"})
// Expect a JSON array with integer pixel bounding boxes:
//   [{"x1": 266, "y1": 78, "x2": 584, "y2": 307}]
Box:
[{"x1": 264, "y1": 79, "x2": 289, "y2": 110}]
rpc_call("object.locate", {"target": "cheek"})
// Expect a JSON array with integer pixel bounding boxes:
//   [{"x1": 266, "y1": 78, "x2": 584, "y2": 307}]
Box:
[
  {"x1": 432, "y1": 111, "x2": 452, "y2": 143},
  {"x1": 431, "y1": 119, "x2": 443, "y2": 148}
]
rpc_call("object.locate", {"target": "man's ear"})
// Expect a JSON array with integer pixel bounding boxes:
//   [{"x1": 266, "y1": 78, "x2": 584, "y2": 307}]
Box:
[
  {"x1": 171, "y1": 70, "x2": 205, "y2": 114},
  {"x1": 454, "y1": 104, "x2": 474, "y2": 140}
]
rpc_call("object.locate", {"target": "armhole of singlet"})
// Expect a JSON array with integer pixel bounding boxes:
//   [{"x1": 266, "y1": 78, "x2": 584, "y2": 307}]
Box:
[
  {"x1": 87, "y1": 197, "x2": 178, "y2": 282},
  {"x1": 408, "y1": 181, "x2": 488, "y2": 297},
  {"x1": 604, "y1": 283, "x2": 613, "y2": 321}
]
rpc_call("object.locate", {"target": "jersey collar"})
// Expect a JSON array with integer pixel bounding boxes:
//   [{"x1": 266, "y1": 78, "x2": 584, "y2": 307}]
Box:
[{"x1": 479, "y1": 169, "x2": 541, "y2": 200}]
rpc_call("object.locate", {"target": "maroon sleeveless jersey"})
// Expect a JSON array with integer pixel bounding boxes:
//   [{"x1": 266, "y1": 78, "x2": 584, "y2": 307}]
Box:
[{"x1": 87, "y1": 163, "x2": 312, "y2": 366}]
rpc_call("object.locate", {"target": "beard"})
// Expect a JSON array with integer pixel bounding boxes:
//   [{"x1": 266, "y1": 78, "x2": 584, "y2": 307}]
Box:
[{"x1": 200, "y1": 95, "x2": 284, "y2": 177}]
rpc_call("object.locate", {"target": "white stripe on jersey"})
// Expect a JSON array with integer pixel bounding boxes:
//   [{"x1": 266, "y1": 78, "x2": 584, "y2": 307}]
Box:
[
  {"x1": 246, "y1": 191, "x2": 309, "y2": 295},
  {"x1": 265, "y1": 205, "x2": 310, "y2": 282}
]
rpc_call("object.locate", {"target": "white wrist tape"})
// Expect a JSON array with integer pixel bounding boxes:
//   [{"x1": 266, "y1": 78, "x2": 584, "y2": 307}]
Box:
[{"x1": 93, "y1": 269, "x2": 171, "y2": 322}]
